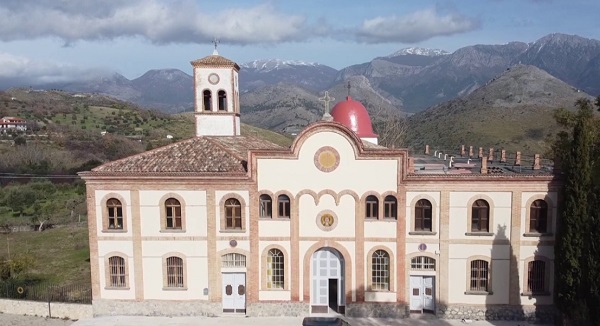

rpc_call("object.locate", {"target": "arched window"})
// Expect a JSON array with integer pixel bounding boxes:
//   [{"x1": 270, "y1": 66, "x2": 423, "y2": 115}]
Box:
[
  {"x1": 278, "y1": 195, "x2": 290, "y2": 218},
  {"x1": 107, "y1": 198, "x2": 123, "y2": 229},
  {"x1": 108, "y1": 256, "x2": 126, "y2": 287},
  {"x1": 527, "y1": 260, "x2": 546, "y2": 294},
  {"x1": 471, "y1": 200, "x2": 489, "y2": 232},
  {"x1": 218, "y1": 90, "x2": 227, "y2": 111},
  {"x1": 411, "y1": 256, "x2": 436, "y2": 271},
  {"x1": 203, "y1": 90, "x2": 212, "y2": 111},
  {"x1": 529, "y1": 200, "x2": 548, "y2": 233},
  {"x1": 165, "y1": 198, "x2": 182, "y2": 229},
  {"x1": 383, "y1": 195, "x2": 397, "y2": 219},
  {"x1": 415, "y1": 199, "x2": 432, "y2": 231},
  {"x1": 225, "y1": 198, "x2": 242, "y2": 229},
  {"x1": 365, "y1": 195, "x2": 379, "y2": 219},
  {"x1": 166, "y1": 256, "x2": 184, "y2": 288},
  {"x1": 470, "y1": 259, "x2": 489, "y2": 292},
  {"x1": 259, "y1": 194, "x2": 272, "y2": 218},
  {"x1": 266, "y1": 249, "x2": 284, "y2": 289},
  {"x1": 371, "y1": 250, "x2": 390, "y2": 290}
]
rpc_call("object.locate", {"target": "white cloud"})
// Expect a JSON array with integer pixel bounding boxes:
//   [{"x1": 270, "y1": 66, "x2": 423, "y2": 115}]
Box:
[
  {"x1": 0, "y1": 1, "x2": 315, "y2": 45},
  {"x1": 356, "y1": 8, "x2": 480, "y2": 44},
  {"x1": 0, "y1": 52, "x2": 110, "y2": 88}
]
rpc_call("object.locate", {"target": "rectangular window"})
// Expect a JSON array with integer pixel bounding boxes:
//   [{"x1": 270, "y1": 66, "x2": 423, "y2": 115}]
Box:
[
  {"x1": 166, "y1": 206, "x2": 182, "y2": 229},
  {"x1": 528, "y1": 261, "x2": 546, "y2": 293},
  {"x1": 108, "y1": 256, "x2": 126, "y2": 287},
  {"x1": 278, "y1": 197, "x2": 290, "y2": 218},
  {"x1": 166, "y1": 257, "x2": 184, "y2": 288},
  {"x1": 108, "y1": 207, "x2": 123, "y2": 229},
  {"x1": 226, "y1": 207, "x2": 241, "y2": 229},
  {"x1": 366, "y1": 199, "x2": 378, "y2": 219},
  {"x1": 470, "y1": 260, "x2": 489, "y2": 292},
  {"x1": 259, "y1": 197, "x2": 272, "y2": 218}
]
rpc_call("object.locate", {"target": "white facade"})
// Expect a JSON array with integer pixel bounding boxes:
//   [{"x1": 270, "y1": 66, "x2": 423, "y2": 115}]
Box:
[{"x1": 80, "y1": 52, "x2": 558, "y2": 320}]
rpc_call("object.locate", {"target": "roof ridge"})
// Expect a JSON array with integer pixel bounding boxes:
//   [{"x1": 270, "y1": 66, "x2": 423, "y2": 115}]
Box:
[{"x1": 205, "y1": 137, "x2": 247, "y2": 162}]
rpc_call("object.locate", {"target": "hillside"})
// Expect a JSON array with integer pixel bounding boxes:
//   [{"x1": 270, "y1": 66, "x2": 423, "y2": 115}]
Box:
[{"x1": 406, "y1": 65, "x2": 592, "y2": 154}]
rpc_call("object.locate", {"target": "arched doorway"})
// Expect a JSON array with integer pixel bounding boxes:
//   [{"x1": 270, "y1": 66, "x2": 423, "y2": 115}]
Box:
[{"x1": 311, "y1": 248, "x2": 345, "y2": 314}]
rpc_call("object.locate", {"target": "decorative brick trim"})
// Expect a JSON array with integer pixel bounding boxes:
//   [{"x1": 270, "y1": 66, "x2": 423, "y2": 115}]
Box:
[
  {"x1": 99, "y1": 193, "x2": 128, "y2": 232},
  {"x1": 86, "y1": 186, "x2": 101, "y2": 300},
  {"x1": 161, "y1": 252, "x2": 188, "y2": 290},
  {"x1": 218, "y1": 192, "x2": 247, "y2": 231},
  {"x1": 103, "y1": 252, "x2": 130, "y2": 289},
  {"x1": 158, "y1": 193, "x2": 187, "y2": 232},
  {"x1": 521, "y1": 256, "x2": 553, "y2": 296},
  {"x1": 260, "y1": 244, "x2": 290, "y2": 291},
  {"x1": 302, "y1": 241, "x2": 353, "y2": 305},
  {"x1": 131, "y1": 190, "x2": 144, "y2": 300},
  {"x1": 365, "y1": 245, "x2": 396, "y2": 292},
  {"x1": 465, "y1": 255, "x2": 493, "y2": 294},
  {"x1": 465, "y1": 194, "x2": 496, "y2": 234},
  {"x1": 257, "y1": 190, "x2": 275, "y2": 219},
  {"x1": 408, "y1": 194, "x2": 438, "y2": 233},
  {"x1": 523, "y1": 194, "x2": 555, "y2": 235},
  {"x1": 273, "y1": 190, "x2": 294, "y2": 219}
]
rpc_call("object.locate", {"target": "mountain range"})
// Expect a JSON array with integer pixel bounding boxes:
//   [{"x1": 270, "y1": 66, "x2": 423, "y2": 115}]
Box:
[{"x1": 6, "y1": 33, "x2": 600, "y2": 135}]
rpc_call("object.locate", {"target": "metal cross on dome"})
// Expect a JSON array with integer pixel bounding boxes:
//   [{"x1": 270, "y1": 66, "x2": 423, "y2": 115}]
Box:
[{"x1": 319, "y1": 91, "x2": 335, "y2": 121}]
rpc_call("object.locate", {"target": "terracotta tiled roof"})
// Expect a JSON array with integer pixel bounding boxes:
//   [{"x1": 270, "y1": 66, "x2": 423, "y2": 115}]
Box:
[
  {"x1": 191, "y1": 55, "x2": 240, "y2": 70},
  {"x1": 90, "y1": 136, "x2": 283, "y2": 174}
]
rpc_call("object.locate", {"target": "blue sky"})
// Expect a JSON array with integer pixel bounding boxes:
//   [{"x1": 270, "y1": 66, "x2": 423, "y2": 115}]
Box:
[{"x1": 0, "y1": 0, "x2": 599, "y2": 85}]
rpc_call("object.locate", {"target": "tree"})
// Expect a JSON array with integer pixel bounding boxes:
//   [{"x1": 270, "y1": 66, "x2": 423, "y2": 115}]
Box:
[{"x1": 554, "y1": 98, "x2": 600, "y2": 325}]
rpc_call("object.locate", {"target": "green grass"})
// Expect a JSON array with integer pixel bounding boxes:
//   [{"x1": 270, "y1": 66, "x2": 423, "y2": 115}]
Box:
[{"x1": 2, "y1": 225, "x2": 90, "y2": 286}]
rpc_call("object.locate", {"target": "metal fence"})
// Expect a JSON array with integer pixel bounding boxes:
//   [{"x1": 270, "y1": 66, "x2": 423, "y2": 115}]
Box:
[{"x1": 0, "y1": 281, "x2": 92, "y2": 304}]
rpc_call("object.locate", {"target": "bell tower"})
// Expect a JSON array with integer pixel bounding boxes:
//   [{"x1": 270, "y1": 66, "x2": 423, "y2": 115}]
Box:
[{"x1": 190, "y1": 44, "x2": 240, "y2": 136}]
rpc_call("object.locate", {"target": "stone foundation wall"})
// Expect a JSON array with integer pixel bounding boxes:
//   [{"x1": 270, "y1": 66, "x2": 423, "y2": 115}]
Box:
[
  {"x1": 437, "y1": 304, "x2": 555, "y2": 323},
  {"x1": 246, "y1": 302, "x2": 309, "y2": 317},
  {"x1": 92, "y1": 299, "x2": 221, "y2": 317},
  {"x1": 0, "y1": 298, "x2": 92, "y2": 320},
  {"x1": 346, "y1": 303, "x2": 407, "y2": 318}
]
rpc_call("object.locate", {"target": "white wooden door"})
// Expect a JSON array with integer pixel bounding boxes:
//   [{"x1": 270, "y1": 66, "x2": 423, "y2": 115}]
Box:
[
  {"x1": 423, "y1": 276, "x2": 435, "y2": 311},
  {"x1": 409, "y1": 276, "x2": 423, "y2": 311},
  {"x1": 222, "y1": 273, "x2": 246, "y2": 313}
]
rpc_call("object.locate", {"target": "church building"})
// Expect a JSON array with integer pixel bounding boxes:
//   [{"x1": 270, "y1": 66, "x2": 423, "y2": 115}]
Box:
[{"x1": 80, "y1": 50, "x2": 558, "y2": 320}]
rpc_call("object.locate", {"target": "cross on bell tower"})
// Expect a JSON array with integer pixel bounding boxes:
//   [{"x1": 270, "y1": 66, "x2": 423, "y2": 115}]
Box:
[
  {"x1": 319, "y1": 91, "x2": 334, "y2": 121},
  {"x1": 212, "y1": 37, "x2": 220, "y2": 55}
]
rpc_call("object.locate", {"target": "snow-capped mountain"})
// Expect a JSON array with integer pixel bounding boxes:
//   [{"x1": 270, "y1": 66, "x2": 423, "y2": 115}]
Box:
[
  {"x1": 241, "y1": 59, "x2": 322, "y2": 72},
  {"x1": 239, "y1": 59, "x2": 337, "y2": 92},
  {"x1": 387, "y1": 47, "x2": 449, "y2": 57}
]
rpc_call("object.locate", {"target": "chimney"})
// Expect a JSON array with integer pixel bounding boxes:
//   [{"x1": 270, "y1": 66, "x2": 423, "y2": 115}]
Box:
[
  {"x1": 500, "y1": 149, "x2": 507, "y2": 163},
  {"x1": 488, "y1": 147, "x2": 494, "y2": 162},
  {"x1": 408, "y1": 157, "x2": 415, "y2": 172},
  {"x1": 515, "y1": 151, "x2": 521, "y2": 166},
  {"x1": 533, "y1": 154, "x2": 541, "y2": 170},
  {"x1": 461, "y1": 145, "x2": 466, "y2": 157},
  {"x1": 478, "y1": 147, "x2": 483, "y2": 158},
  {"x1": 469, "y1": 146, "x2": 474, "y2": 158},
  {"x1": 480, "y1": 157, "x2": 488, "y2": 174},
  {"x1": 425, "y1": 145, "x2": 430, "y2": 155}
]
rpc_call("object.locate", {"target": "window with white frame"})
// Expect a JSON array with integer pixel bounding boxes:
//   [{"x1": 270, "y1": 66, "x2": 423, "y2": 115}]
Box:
[
  {"x1": 222, "y1": 253, "x2": 246, "y2": 267},
  {"x1": 411, "y1": 256, "x2": 436, "y2": 271},
  {"x1": 266, "y1": 249, "x2": 284, "y2": 289},
  {"x1": 371, "y1": 250, "x2": 390, "y2": 291}
]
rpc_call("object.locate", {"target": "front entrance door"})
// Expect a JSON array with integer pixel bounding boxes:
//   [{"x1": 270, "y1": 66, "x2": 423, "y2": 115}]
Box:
[
  {"x1": 222, "y1": 273, "x2": 246, "y2": 313},
  {"x1": 310, "y1": 248, "x2": 345, "y2": 314},
  {"x1": 409, "y1": 276, "x2": 435, "y2": 312}
]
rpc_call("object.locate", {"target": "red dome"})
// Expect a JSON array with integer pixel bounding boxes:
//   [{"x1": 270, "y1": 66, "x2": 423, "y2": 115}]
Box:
[{"x1": 330, "y1": 96, "x2": 377, "y2": 138}]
